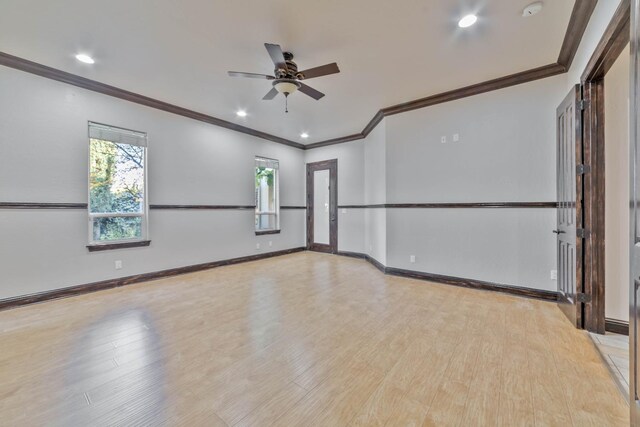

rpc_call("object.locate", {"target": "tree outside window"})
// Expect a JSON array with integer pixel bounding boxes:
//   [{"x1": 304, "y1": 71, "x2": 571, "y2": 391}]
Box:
[{"x1": 88, "y1": 123, "x2": 147, "y2": 243}]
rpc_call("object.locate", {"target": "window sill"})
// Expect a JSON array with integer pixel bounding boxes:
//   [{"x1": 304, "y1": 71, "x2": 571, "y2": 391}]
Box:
[
  {"x1": 255, "y1": 230, "x2": 281, "y2": 236},
  {"x1": 87, "y1": 240, "x2": 151, "y2": 252}
]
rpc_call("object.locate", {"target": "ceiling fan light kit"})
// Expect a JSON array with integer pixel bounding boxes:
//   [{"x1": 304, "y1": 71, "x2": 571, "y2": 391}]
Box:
[
  {"x1": 228, "y1": 43, "x2": 340, "y2": 112},
  {"x1": 274, "y1": 80, "x2": 300, "y2": 96}
]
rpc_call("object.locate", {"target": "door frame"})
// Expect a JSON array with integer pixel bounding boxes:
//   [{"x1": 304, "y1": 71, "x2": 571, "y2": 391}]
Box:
[
  {"x1": 306, "y1": 159, "x2": 338, "y2": 253},
  {"x1": 579, "y1": 0, "x2": 630, "y2": 333},
  {"x1": 630, "y1": 0, "x2": 640, "y2": 420}
]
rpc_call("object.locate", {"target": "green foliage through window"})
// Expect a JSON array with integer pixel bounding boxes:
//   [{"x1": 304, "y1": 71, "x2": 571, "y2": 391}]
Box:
[{"x1": 89, "y1": 138, "x2": 145, "y2": 241}]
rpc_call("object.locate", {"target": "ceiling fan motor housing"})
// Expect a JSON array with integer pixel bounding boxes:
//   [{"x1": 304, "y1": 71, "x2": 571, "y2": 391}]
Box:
[{"x1": 276, "y1": 52, "x2": 305, "y2": 80}]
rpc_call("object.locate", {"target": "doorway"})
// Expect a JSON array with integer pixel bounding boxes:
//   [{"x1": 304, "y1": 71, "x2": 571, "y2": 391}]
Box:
[
  {"x1": 553, "y1": 4, "x2": 633, "y2": 412},
  {"x1": 554, "y1": 0, "x2": 631, "y2": 334},
  {"x1": 306, "y1": 159, "x2": 338, "y2": 253},
  {"x1": 580, "y1": 2, "x2": 630, "y2": 334}
]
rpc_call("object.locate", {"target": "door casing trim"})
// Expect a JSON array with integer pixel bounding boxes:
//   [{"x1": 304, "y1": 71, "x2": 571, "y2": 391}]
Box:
[
  {"x1": 580, "y1": 0, "x2": 631, "y2": 334},
  {"x1": 306, "y1": 159, "x2": 338, "y2": 253}
]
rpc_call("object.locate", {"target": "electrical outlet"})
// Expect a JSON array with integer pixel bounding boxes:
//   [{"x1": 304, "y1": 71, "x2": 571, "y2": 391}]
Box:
[
  {"x1": 550, "y1": 270, "x2": 557, "y2": 280},
  {"x1": 453, "y1": 133, "x2": 460, "y2": 142},
  {"x1": 256, "y1": 243, "x2": 261, "y2": 250},
  {"x1": 115, "y1": 260, "x2": 122, "y2": 270},
  {"x1": 441, "y1": 136, "x2": 447, "y2": 144},
  {"x1": 410, "y1": 255, "x2": 416, "y2": 263},
  {"x1": 268, "y1": 241, "x2": 273, "y2": 247}
]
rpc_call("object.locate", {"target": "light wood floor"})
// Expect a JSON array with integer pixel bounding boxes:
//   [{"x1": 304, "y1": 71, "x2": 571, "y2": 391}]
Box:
[{"x1": 0, "y1": 251, "x2": 628, "y2": 426}]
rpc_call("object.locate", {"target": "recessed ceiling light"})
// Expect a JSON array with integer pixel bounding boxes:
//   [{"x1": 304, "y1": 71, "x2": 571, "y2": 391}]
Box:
[
  {"x1": 75, "y1": 53, "x2": 95, "y2": 64},
  {"x1": 236, "y1": 110, "x2": 247, "y2": 117},
  {"x1": 458, "y1": 14, "x2": 478, "y2": 28},
  {"x1": 300, "y1": 132, "x2": 309, "y2": 139}
]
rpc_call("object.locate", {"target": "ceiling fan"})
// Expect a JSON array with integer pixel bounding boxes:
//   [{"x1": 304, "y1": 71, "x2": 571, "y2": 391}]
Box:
[{"x1": 228, "y1": 43, "x2": 340, "y2": 112}]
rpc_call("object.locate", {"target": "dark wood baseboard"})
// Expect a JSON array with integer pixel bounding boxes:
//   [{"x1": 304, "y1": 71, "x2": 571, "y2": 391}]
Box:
[
  {"x1": 386, "y1": 267, "x2": 558, "y2": 302},
  {"x1": 605, "y1": 318, "x2": 629, "y2": 335},
  {"x1": 337, "y1": 251, "x2": 558, "y2": 302},
  {"x1": 336, "y1": 250, "x2": 367, "y2": 259},
  {"x1": 0, "y1": 247, "x2": 306, "y2": 311},
  {"x1": 3, "y1": 247, "x2": 561, "y2": 311},
  {"x1": 337, "y1": 251, "x2": 383, "y2": 272},
  {"x1": 336, "y1": 250, "x2": 385, "y2": 273}
]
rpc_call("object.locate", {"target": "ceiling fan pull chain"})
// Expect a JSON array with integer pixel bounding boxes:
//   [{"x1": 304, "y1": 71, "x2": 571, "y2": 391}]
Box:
[{"x1": 285, "y1": 94, "x2": 288, "y2": 113}]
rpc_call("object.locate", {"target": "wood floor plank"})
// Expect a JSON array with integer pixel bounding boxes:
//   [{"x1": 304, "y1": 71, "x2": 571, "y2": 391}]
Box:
[
  {"x1": 274, "y1": 358, "x2": 385, "y2": 426},
  {"x1": 0, "y1": 252, "x2": 629, "y2": 426},
  {"x1": 349, "y1": 376, "x2": 426, "y2": 427},
  {"x1": 233, "y1": 381, "x2": 309, "y2": 427}
]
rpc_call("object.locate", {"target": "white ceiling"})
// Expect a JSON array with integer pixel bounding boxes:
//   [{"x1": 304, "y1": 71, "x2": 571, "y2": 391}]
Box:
[{"x1": 0, "y1": 0, "x2": 574, "y2": 144}]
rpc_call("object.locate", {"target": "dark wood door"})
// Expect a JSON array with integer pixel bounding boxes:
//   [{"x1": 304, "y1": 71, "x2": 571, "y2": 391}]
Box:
[
  {"x1": 556, "y1": 84, "x2": 584, "y2": 328},
  {"x1": 306, "y1": 159, "x2": 337, "y2": 253}
]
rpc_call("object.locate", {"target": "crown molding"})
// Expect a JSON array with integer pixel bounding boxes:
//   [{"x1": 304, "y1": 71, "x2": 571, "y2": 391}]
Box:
[
  {"x1": 0, "y1": 1, "x2": 596, "y2": 151},
  {"x1": 304, "y1": 63, "x2": 565, "y2": 149},
  {"x1": 557, "y1": 0, "x2": 598, "y2": 70},
  {"x1": 0, "y1": 51, "x2": 305, "y2": 150}
]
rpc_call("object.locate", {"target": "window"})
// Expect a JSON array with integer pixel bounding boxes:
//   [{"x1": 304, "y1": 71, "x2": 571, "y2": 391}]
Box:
[
  {"x1": 255, "y1": 157, "x2": 279, "y2": 232},
  {"x1": 88, "y1": 122, "x2": 148, "y2": 244}
]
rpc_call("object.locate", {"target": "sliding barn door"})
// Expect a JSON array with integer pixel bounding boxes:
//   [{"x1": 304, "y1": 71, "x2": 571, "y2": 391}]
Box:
[
  {"x1": 630, "y1": 0, "x2": 640, "y2": 421},
  {"x1": 556, "y1": 84, "x2": 584, "y2": 328}
]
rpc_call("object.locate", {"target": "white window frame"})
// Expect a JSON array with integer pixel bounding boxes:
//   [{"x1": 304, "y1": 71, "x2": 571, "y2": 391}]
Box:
[
  {"x1": 255, "y1": 157, "x2": 280, "y2": 232},
  {"x1": 87, "y1": 122, "x2": 149, "y2": 245}
]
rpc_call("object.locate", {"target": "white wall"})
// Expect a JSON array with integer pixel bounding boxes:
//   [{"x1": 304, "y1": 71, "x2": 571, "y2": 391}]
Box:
[
  {"x1": 384, "y1": 75, "x2": 565, "y2": 291},
  {"x1": 0, "y1": 66, "x2": 305, "y2": 300},
  {"x1": 303, "y1": 73, "x2": 565, "y2": 292},
  {"x1": 364, "y1": 122, "x2": 386, "y2": 264},
  {"x1": 604, "y1": 43, "x2": 630, "y2": 322},
  {"x1": 304, "y1": 140, "x2": 365, "y2": 253},
  {"x1": 1, "y1": 0, "x2": 626, "y2": 300},
  {"x1": 301, "y1": 122, "x2": 388, "y2": 258}
]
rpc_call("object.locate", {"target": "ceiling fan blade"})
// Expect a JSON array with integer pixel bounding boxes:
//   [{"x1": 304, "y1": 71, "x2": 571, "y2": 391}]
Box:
[
  {"x1": 228, "y1": 71, "x2": 274, "y2": 79},
  {"x1": 264, "y1": 43, "x2": 288, "y2": 71},
  {"x1": 298, "y1": 83, "x2": 325, "y2": 100},
  {"x1": 262, "y1": 87, "x2": 279, "y2": 100},
  {"x1": 298, "y1": 63, "x2": 340, "y2": 80}
]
